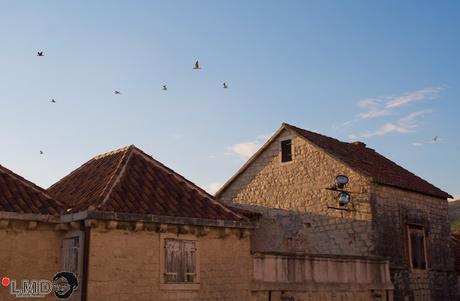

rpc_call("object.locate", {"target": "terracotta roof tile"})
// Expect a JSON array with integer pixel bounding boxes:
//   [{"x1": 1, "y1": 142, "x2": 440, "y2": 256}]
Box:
[
  {"x1": 285, "y1": 123, "x2": 451, "y2": 199},
  {"x1": 0, "y1": 165, "x2": 63, "y2": 215},
  {"x1": 48, "y1": 145, "x2": 245, "y2": 221}
]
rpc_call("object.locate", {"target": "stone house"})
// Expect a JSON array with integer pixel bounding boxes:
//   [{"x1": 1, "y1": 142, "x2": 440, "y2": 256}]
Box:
[
  {"x1": 1, "y1": 146, "x2": 255, "y2": 301},
  {"x1": 216, "y1": 123, "x2": 458, "y2": 301}
]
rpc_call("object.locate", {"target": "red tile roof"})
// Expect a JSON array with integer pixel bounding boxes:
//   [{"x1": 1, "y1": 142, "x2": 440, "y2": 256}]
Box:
[
  {"x1": 0, "y1": 165, "x2": 63, "y2": 215},
  {"x1": 48, "y1": 145, "x2": 245, "y2": 221},
  {"x1": 285, "y1": 123, "x2": 451, "y2": 199}
]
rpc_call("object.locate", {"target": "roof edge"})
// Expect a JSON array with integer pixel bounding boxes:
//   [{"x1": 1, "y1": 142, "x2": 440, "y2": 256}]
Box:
[
  {"x1": 215, "y1": 124, "x2": 287, "y2": 198},
  {"x1": 0, "y1": 211, "x2": 61, "y2": 223},
  {"x1": 60, "y1": 210, "x2": 257, "y2": 229}
]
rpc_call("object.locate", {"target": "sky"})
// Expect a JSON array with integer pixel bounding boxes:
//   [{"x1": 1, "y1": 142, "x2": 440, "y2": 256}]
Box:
[{"x1": 1, "y1": 1, "x2": 459, "y2": 199}]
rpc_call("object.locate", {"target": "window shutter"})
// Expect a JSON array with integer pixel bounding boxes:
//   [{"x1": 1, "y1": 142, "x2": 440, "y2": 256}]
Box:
[
  {"x1": 62, "y1": 237, "x2": 79, "y2": 274},
  {"x1": 183, "y1": 241, "x2": 196, "y2": 283},
  {"x1": 165, "y1": 239, "x2": 182, "y2": 283}
]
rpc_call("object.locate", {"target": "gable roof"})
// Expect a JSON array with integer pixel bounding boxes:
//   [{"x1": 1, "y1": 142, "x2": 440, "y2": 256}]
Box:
[
  {"x1": 216, "y1": 123, "x2": 451, "y2": 199},
  {"x1": 0, "y1": 165, "x2": 63, "y2": 215},
  {"x1": 47, "y1": 145, "x2": 245, "y2": 221}
]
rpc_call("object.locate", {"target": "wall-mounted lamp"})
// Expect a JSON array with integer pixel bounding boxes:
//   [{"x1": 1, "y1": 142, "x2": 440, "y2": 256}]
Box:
[
  {"x1": 338, "y1": 191, "x2": 351, "y2": 206},
  {"x1": 336, "y1": 175, "x2": 349, "y2": 189},
  {"x1": 325, "y1": 175, "x2": 352, "y2": 209}
]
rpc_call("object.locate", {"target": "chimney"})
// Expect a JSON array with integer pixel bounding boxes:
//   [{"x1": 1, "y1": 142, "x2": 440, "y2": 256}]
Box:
[{"x1": 352, "y1": 141, "x2": 366, "y2": 147}]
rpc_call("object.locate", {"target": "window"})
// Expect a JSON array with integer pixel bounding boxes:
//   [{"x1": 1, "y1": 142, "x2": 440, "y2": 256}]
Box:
[
  {"x1": 407, "y1": 225, "x2": 427, "y2": 270},
  {"x1": 164, "y1": 239, "x2": 197, "y2": 283},
  {"x1": 281, "y1": 139, "x2": 292, "y2": 162},
  {"x1": 61, "y1": 231, "x2": 84, "y2": 301},
  {"x1": 62, "y1": 237, "x2": 79, "y2": 274}
]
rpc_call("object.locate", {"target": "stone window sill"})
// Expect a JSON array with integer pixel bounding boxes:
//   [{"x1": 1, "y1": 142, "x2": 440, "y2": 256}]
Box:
[{"x1": 160, "y1": 283, "x2": 200, "y2": 290}]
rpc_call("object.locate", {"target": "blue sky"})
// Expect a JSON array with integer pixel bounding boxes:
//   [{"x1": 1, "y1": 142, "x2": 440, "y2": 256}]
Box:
[{"x1": 1, "y1": 1, "x2": 459, "y2": 199}]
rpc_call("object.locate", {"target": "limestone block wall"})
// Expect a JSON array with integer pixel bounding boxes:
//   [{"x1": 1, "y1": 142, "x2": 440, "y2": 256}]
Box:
[
  {"x1": 87, "y1": 223, "x2": 252, "y2": 301},
  {"x1": 0, "y1": 220, "x2": 62, "y2": 301},
  {"x1": 371, "y1": 184, "x2": 459, "y2": 301},
  {"x1": 219, "y1": 129, "x2": 374, "y2": 256}
]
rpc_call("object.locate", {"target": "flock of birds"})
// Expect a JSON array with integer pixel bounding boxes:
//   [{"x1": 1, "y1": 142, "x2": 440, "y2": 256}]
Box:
[{"x1": 36, "y1": 52, "x2": 229, "y2": 155}]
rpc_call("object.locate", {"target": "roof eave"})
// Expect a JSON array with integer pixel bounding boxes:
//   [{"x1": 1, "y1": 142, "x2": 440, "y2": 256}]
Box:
[
  {"x1": 215, "y1": 124, "x2": 289, "y2": 198},
  {"x1": 60, "y1": 210, "x2": 257, "y2": 229}
]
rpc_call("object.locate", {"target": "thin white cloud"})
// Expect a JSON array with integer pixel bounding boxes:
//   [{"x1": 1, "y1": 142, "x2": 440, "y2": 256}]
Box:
[
  {"x1": 203, "y1": 182, "x2": 223, "y2": 194},
  {"x1": 349, "y1": 110, "x2": 433, "y2": 139},
  {"x1": 356, "y1": 98, "x2": 391, "y2": 119},
  {"x1": 386, "y1": 86, "x2": 445, "y2": 109},
  {"x1": 353, "y1": 86, "x2": 445, "y2": 121},
  {"x1": 226, "y1": 142, "x2": 262, "y2": 160},
  {"x1": 412, "y1": 142, "x2": 423, "y2": 147},
  {"x1": 226, "y1": 133, "x2": 270, "y2": 160}
]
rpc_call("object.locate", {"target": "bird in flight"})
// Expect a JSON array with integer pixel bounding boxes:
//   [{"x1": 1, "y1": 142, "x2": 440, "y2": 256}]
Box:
[
  {"x1": 114, "y1": 91, "x2": 121, "y2": 95},
  {"x1": 433, "y1": 136, "x2": 438, "y2": 142},
  {"x1": 51, "y1": 99, "x2": 56, "y2": 103},
  {"x1": 223, "y1": 82, "x2": 228, "y2": 89},
  {"x1": 162, "y1": 85, "x2": 168, "y2": 91},
  {"x1": 39, "y1": 150, "x2": 44, "y2": 155},
  {"x1": 37, "y1": 51, "x2": 44, "y2": 57},
  {"x1": 193, "y1": 61, "x2": 201, "y2": 70}
]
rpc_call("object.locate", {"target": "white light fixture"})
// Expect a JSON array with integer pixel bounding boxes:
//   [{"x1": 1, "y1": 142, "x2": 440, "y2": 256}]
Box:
[
  {"x1": 336, "y1": 175, "x2": 349, "y2": 189},
  {"x1": 338, "y1": 192, "x2": 350, "y2": 206}
]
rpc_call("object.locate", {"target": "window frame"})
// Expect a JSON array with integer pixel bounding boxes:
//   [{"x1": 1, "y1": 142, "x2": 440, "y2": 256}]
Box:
[
  {"x1": 61, "y1": 230, "x2": 84, "y2": 301},
  {"x1": 281, "y1": 139, "x2": 293, "y2": 163},
  {"x1": 406, "y1": 224, "x2": 428, "y2": 271},
  {"x1": 160, "y1": 233, "x2": 200, "y2": 290}
]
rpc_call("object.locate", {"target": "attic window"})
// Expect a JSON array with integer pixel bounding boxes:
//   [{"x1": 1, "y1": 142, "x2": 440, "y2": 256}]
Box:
[{"x1": 281, "y1": 140, "x2": 292, "y2": 162}]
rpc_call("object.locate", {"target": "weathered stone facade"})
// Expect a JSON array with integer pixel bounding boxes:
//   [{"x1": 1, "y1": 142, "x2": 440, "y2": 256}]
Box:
[
  {"x1": 371, "y1": 184, "x2": 458, "y2": 301},
  {"x1": 86, "y1": 222, "x2": 252, "y2": 301},
  {"x1": 218, "y1": 127, "x2": 459, "y2": 300},
  {"x1": 219, "y1": 129, "x2": 374, "y2": 256}
]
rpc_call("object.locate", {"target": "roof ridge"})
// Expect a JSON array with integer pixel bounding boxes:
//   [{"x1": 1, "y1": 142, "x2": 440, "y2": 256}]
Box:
[
  {"x1": 131, "y1": 147, "x2": 245, "y2": 220},
  {"x1": 96, "y1": 145, "x2": 135, "y2": 209},
  {"x1": 48, "y1": 145, "x2": 135, "y2": 192},
  {"x1": 0, "y1": 164, "x2": 65, "y2": 209}
]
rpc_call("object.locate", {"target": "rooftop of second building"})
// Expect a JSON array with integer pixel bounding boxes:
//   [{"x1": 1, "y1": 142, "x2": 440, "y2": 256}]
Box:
[
  {"x1": 47, "y1": 145, "x2": 245, "y2": 221},
  {"x1": 0, "y1": 164, "x2": 63, "y2": 215},
  {"x1": 283, "y1": 123, "x2": 451, "y2": 199}
]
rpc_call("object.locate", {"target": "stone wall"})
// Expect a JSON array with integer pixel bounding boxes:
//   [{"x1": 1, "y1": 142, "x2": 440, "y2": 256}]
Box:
[
  {"x1": 0, "y1": 220, "x2": 62, "y2": 300},
  {"x1": 87, "y1": 223, "x2": 252, "y2": 301},
  {"x1": 371, "y1": 184, "x2": 459, "y2": 301},
  {"x1": 219, "y1": 129, "x2": 374, "y2": 256},
  {"x1": 251, "y1": 252, "x2": 393, "y2": 301}
]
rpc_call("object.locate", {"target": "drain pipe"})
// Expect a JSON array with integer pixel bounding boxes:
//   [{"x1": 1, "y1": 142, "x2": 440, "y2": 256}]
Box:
[{"x1": 81, "y1": 225, "x2": 91, "y2": 301}]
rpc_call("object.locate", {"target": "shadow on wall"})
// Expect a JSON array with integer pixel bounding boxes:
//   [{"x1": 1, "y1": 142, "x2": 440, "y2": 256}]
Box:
[{"x1": 230, "y1": 203, "x2": 374, "y2": 256}]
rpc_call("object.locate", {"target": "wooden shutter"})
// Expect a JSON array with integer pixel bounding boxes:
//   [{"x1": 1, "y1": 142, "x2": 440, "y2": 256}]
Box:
[
  {"x1": 165, "y1": 239, "x2": 182, "y2": 283},
  {"x1": 62, "y1": 237, "x2": 79, "y2": 274},
  {"x1": 164, "y1": 239, "x2": 197, "y2": 283},
  {"x1": 409, "y1": 226, "x2": 427, "y2": 270},
  {"x1": 183, "y1": 241, "x2": 196, "y2": 283}
]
